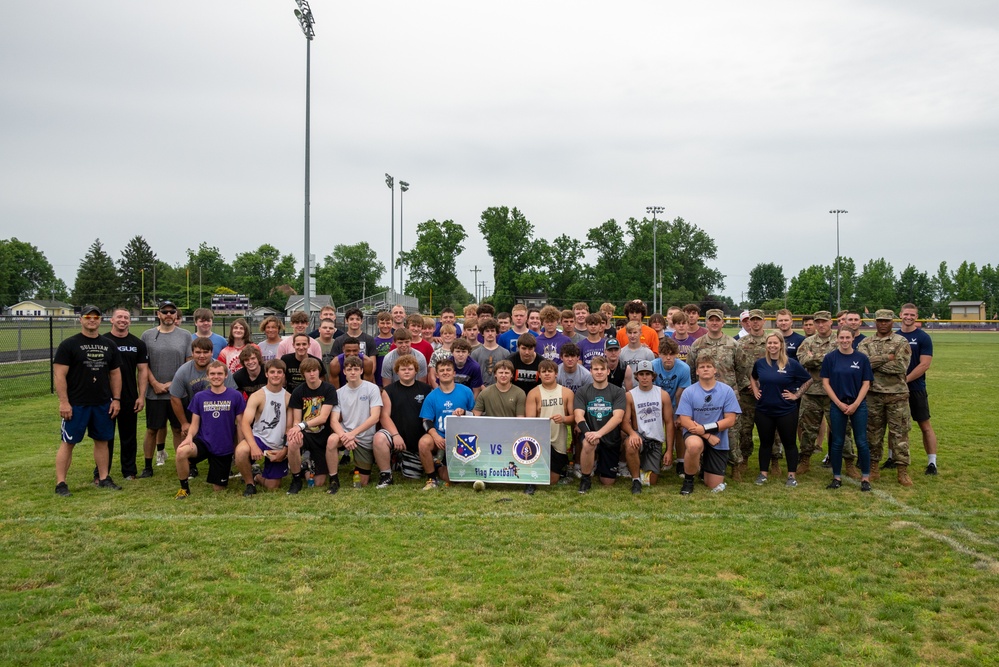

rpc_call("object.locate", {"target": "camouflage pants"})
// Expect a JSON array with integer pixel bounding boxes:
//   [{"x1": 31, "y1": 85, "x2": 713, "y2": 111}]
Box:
[
  {"x1": 736, "y1": 389, "x2": 782, "y2": 463},
  {"x1": 798, "y1": 394, "x2": 855, "y2": 461},
  {"x1": 866, "y1": 393, "x2": 911, "y2": 465}
]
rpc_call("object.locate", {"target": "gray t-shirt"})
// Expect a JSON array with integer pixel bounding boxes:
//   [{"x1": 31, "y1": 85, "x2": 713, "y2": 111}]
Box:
[
  {"x1": 381, "y1": 349, "x2": 428, "y2": 384},
  {"x1": 142, "y1": 327, "x2": 192, "y2": 401},
  {"x1": 557, "y1": 365, "x2": 592, "y2": 393},
  {"x1": 168, "y1": 360, "x2": 237, "y2": 408},
  {"x1": 333, "y1": 381, "x2": 383, "y2": 448},
  {"x1": 619, "y1": 345, "x2": 655, "y2": 373},
  {"x1": 470, "y1": 345, "x2": 510, "y2": 386}
]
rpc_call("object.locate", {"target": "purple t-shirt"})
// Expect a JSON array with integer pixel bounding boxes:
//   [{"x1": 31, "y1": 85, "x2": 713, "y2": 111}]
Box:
[
  {"x1": 188, "y1": 387, "x2": 246, "y2": 456},
  {"x1": 537, "y1": 332, "x2": 572, "y2": 365},
  {"x1": 577, "y1": 338, "x2": 606, "y2": 370}
]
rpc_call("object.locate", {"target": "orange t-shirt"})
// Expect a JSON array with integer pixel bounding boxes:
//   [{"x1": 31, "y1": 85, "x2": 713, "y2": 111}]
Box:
[{"x1": 616, "y1": 324, "x2": 659, "y2": 355}]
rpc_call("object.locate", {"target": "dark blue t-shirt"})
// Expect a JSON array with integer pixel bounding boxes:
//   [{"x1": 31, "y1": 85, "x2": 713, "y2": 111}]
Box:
[
  {"x1": 820, "y1": 349, "x2": 873, "y2": 404},
  {"x1": 782, "y1": 331, "x2": 805, "y2": 360},
  {"x1": 901, "y1": 327, "x2": 932, "y2": 392},
  {"x1": 752, "y1": 357, "x2": 811, "y2": 417}
]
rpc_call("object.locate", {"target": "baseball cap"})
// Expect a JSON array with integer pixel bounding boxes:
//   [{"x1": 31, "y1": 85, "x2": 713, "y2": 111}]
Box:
[
  {"x1": 739, "y1": 310, "x2": 750, "y2": 320},
  {"x1": 605, "y1": 338, "x2": 621, "y2": 349},
  {"x1": 874, "y1": 309, "x2": 895, "y2": 320},
  {"x1": 749, "y1": 309, "x2": 765, "y2": 320},
  {"x1": 635, "y1": 360, "x2": 654, "y2": 374},
  {"x1": 706, "y1": 309, "x2": 724, "y2": 320},
  {"x1": 158, "y1": 300, "x2": 177, "y2": 311},
  {"x1": 80, "y1": 305, "x2": 101, "y2": 317},
  {"x1": 813, "y1": 310, "x2": 832, "y2": 321}
]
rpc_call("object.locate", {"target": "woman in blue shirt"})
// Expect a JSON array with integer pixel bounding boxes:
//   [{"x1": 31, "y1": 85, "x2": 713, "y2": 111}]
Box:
[
  {"x1": 750, "y1": 331, "x2": 811, "y2": 487},
  {"x1": 820, "y1": 328, "x2": 874, "y2": 491}
]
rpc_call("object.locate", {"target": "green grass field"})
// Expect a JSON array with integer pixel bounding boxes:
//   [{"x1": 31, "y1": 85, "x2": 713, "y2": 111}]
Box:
[{"x1": 1, "y1": 333, "x2": 997, "y2": 666}]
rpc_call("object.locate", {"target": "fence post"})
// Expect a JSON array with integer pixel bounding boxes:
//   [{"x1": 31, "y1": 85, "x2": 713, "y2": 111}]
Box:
[
  {"x1": 17, "y1": 326, "x2": 23, "y2": 362},
  {"x1": 49, "y1": 317, "x2": 54, "y2": 394}
]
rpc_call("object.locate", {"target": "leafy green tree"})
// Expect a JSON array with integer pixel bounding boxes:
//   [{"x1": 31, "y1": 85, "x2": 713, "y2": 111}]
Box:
[
  {"x1": 186, "y1": 243, "x2": 234, "y2": 293},
  {"x1": 824, "y1": 257, "x2": 857, "y2": 311},
  {"x1": 658, "y1": 217, "x2": 725, "y2": 297},
  {"x1": 0, "y1": 238, "x2": 61, "y2": 307},
  {"x1": 951, "y1": 261, "x2": 984, "y2": 302},
  {"x1": 895, "y1": 264, "x2": 934, "y2": 313},
  {"x1": 931, "y1": 261, "x2": 954, "y2": 315},
  {"x1": 746, "y1": 262, "x2": 786, "y2": 307},
  {"x1": 545, "y1": 234, "x2": 593, "y2": 305},
  {"x1": 854, "y1": 258, "x2": 897, "y2": 311},
  {"x1": 232, "y1": 244, "x2": 298, "y2": 310},
  {"x1": 398, "y1": 219, "x2": 468, "y2": 312},
  {"x1": 787, "y1": 265, "x2": 833, "y2": 314},
  {"x1": 72, "y1": 239, "x2": 119, "y2": 311},
  {"x1": 585, "y1": 219, "x2": 631, "y2": 305},
  {"x1": 117, "y1": 235, "x2": 157, "y2": 309},
  {"x1": 980, "y1": 264, "x2": 999, "y2": 319},
  {"x1": 315, "y1": 242, "x2": 386, "y2": 306},
  {"x1": 479, "y1": 206, "x2": 539, "y2": 312}
]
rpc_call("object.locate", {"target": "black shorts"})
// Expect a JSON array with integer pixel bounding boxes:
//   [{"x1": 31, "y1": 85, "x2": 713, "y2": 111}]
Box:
[
  {"x1": 701, "y1": 443, "x2": 728, "y2": 477},
  {"x1": 302, "y1": 431, "x2": 330, "y2": 476},
  {"x1": 146, "y1": 400, "x2": 181, "y2": 432},
  {"x1": 191, "y1": 438, "x2": 234, "y2": 487},
  {"x1": 550, "y1": 450, "x2": 569, "y2": 478},
  {"x1": 595, "y1": 442, "x2": 621, "y2": 480},
  {"x1": 908, "y1": 390, "x2": 931, "y2": 422}
]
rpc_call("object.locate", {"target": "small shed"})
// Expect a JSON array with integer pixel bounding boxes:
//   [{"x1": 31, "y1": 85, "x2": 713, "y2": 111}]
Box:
[{"x1": 948, "y1": 301, "x2": 985, "y2": 322}]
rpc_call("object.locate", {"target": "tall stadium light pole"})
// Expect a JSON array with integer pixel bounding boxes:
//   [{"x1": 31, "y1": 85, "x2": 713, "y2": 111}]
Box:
[
  {"x1": 386, "y1": 174, "x2": 395, "y2": 296},
  {"x1": 293, "y1": 1, "x2": 316, "y2": 317},
  {"x1": 399, "y1": 180, "x2": 409, "y2": 293},
  {"x1": 647, "y1": 206, "x2": 664, "y2": 312},
  {"x1": 830, "y1": 209, "x2": 848, "y2": 312}
]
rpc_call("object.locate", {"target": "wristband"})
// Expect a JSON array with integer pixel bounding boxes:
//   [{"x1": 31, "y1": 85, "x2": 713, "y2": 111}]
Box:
[
  {"x1": 576, "y1": 421, "x2": 590, "y2": 435},
  {"x1": 299, "y1": 422, "x2": 307, "y2": 431},
  {"x1": 112, "y1": 397, "x2": 121, "y2": 401},
  {"x1": 703, "y1": 422, "x2": 719, "y2": 434}
]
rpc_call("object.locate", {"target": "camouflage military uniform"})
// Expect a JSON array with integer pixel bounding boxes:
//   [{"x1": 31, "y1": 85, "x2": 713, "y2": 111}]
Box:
[
  {"x1": 797, "y1": 331, "x2": 856, "y2": 462},
  {"x1": 857, "y1": 330, "x2": 911, "y2": 466},
  {"x1": 689, "y1": 333, "x2": 749, "y2": 465},
  {"x1": 736, "y1": 332, "x2": 770, "y2": 462}
]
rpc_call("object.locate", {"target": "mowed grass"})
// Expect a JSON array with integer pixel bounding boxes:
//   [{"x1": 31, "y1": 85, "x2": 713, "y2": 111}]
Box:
[{"x1": 1, "y1": 333, "x2": 998, "y2": 666}]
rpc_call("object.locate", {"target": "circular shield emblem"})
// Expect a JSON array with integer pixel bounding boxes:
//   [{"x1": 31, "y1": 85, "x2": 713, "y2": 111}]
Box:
[{"x1": 512, "y1": 436, "x2": 541, "y2": 465}]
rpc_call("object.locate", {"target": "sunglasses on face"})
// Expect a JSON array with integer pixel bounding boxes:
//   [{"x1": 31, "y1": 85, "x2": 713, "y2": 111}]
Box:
[{"x1": 160, "y1": 309, "x2": 177, "y2": 315}]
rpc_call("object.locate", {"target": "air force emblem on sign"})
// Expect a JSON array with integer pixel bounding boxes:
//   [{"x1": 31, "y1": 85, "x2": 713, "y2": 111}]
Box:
[{"x1": 453, "y1": 433, "x2": 480, "y2": 462}]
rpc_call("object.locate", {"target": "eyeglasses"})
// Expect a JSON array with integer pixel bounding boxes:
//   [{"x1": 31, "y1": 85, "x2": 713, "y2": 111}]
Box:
[{"x1": 81, "y1": 314, "x2": 101, "y2": 320}]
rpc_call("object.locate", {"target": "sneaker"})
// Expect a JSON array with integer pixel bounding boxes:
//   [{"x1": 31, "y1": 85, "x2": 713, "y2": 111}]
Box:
[
  {"x1": 175, "y1": 488, "x2": 190, "y2": 499},
  {"x1": 524, "y1": 484, "x2": 536, "y2": 496},
  {"x1": 785, "y1": 476, "x2": 798, "y2": 488},
  {"x1": 156, "y1": 449, "x2": 167, "y2": 466},
  {"x1": 571, "y1": 463, "x2": 582, "y2": 479},
  {"x1": 339, "y1": 453, "x2": 351, "y2": 467},
  {"x1": 860, "y1": 480, "x2": 872, "y2": 492},
  {"x1": 92, "y1": 477, "x2": 100, "y2": 487},
  {"x1": 826, "y1": 478, "x2": 842, "y2": 490},
  {"x1": 556, "y1": 475, "x2": 571, "y2": 485},
  {"x1": 327, "y1": 477, "x2": 341, "y2": 495},
  {"x1": 754, "y1": 472, "x2": 768, "y2": 485},
  {"x1": 287, "y1": 476, "x2": 303, "y2": 495},
  {"x1": 820, "y1": 455, "x2": 831, "y2": 468},
  {"x1": 578, "y1": 476, "x2": 592, "y2": 494},
  {"x1": 124, "y1": 475, "x2": 136, "y2": 481},
  {"x1": 617, "y1": 463, "x2": 629, "y2": 477},
  {"x1": 925, "y1": 462, "x2": 938, "y2": 475},
  {"x1": 680, "y1": 478, "x2": 694, "y2": 495},
  {"x1": 641, "y1": 470, "x2": 652, "y2": 486},
  {"x1": 882, "y1": 458, "x2": 897, "y2": 469},
  {"x1": 631, "y1": 479, "x2": 642, "y2": 495},
  {"x1": 711, "y1": 482, "x2": 727, "y2": 494},
  {"x1": 55, "y1": 482, "x2": 71, "y2": 497},
  {"x1": 243, "y1": 484, "x2": 257, "y2": 497},
  {"x1": 98, "y1": 477, "x2": 123, "y2": 491},
  {"x1": 138, "y1": 468, "x2": 153, "y2": 479},
  {"x1": 422, "y1": 478, "x2": 440, "y2": 491},
  {"x1": 251, "y1": 463, "x2": 263, "y2": 477},
  {"x1": 674, "y1": 462, "x2": 684, "y2": 478},
  {"x1": 376, "y1": 472, "x2": 394, "y2": 489},
  {"x1": 188, "y1": 465, "x2": 199, "y2": 478}
]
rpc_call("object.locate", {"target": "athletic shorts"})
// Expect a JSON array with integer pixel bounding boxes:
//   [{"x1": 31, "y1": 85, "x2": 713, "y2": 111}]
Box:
[
  {"x1": 908, "y1": 390, "x2": 931, "y2": 422},
  {"x1": 640, "y1": 438, "x2": 663, "y2": 475},
  {"x1": 400, "y1": 449, "x2": 423, "y2": 479},
  {"x1": 595, "y1": 442, "x2": 621, "y2": 480},
  {"x1": 255, "y1": 437, "x2": 288, "y2": 480},
  {"x1": 550, "y1": 449, "x2": 569, "y2": 478},
  {"x1": 351, "y1": 443, "x2": 374, "y2": 470},
  {"x1": 302, "y1": 431, "x2": 330, "y2": 476},
  {"x1": 701, "y1": 442, "x2": 728, "y2": 477},
  {"x1": 190, "y1": 437, "x2": 233, "y2": 487},
  {"x1": 61, "y1": 403, "x2": 115, "y2": 444},
  {"x1": 145, "y1": 399, "x2": 181, "y2": 431}
]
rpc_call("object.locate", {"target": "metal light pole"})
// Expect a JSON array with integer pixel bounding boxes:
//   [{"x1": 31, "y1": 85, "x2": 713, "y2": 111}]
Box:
[
  {"x1": 829, "y1": 209, "x2": 848, "y2": 312},
  {"x1": 399, "y1": 180, "x2": 409, "y2": 293},
  {"x1": 386, "y1": 173, "x2": 395, "y2": 296},
  {"x1": 293, "y1": 1, "x2": 316, "y2": 317},
  {"x1": 647, "y1": 206, "x2": 664, "y2": 312}
]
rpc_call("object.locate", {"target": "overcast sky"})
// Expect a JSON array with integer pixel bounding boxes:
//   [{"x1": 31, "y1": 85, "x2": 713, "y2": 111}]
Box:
[{"x1": 2, "y1": 1, "x2": 997, "y2": 305}]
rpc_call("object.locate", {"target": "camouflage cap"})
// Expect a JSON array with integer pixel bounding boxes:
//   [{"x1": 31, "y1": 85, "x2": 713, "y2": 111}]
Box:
[
  {"x1": 874, "y1": 309, "x2": 895, "y2": 320},
  {"x1": 813, "y1": 310, "x2": 832, "y2": 321},
  {"x1": 706, "y1": 308, "x2": 725, "y2": 320},
  {"x1": 749, "y1": 309, "x2": 765, "y2": 320}
]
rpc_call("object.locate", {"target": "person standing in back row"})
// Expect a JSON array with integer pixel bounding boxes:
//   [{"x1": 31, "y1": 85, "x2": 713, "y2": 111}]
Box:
[
  {"x1": 898, "y1": 303, "x2": 939, "y2": 475},
  {"x1": 140, "y1": 300, "x2": 191, "y2": 476}
]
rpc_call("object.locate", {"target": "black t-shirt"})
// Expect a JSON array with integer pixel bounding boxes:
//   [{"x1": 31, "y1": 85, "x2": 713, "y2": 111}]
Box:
[
  {"x1": 510, "y1": 354, "x2": 542, "y2": 395},
  {"x1": 574, "y1": 382, "x2": 627, "y2": 448},
  {"x1": 281, "y1": 353, "x2": 327, "y2": 394},
  {"x1": 289, "y1": 380, "x2": 338, "y2": 438},
  {"x1": 54, "y1": 332, "x2": 122, "y2": 406},
  {"x1": 102, "y1": 332, "x2": 147, "y2": 401},
  {"x1": 383, "y1": 380, "x2": 432, "y2": 449},
  {"x1": 607, "y1": 363, "x2": 626, "y2": 388},
  {"x1": 233, "y1": 367, "x2": 266, "y2": 398},
  {"x1": 330, "y1": 332, "x2": 377, "y2": 358}
]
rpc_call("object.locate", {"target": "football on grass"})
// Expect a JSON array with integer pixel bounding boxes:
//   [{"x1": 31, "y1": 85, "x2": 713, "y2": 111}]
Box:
[{"x1": 473, "y1": 480, "x2": 485, "y2": 492}]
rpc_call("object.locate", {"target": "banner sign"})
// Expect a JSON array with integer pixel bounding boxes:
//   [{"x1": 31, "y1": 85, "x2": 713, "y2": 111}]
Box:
[{"x1": 445, "y1": 416, "x2": 551, "y2": 485}]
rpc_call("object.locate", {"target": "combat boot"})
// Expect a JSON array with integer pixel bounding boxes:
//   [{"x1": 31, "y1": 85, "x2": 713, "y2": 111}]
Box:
[
  {"x1": 797, "y1": 456, "x2": 811, "y2": 476},
  {"x1": 844, "y1": 459, "x2": 862, "y2": 480},
  {"x1": 732, "y1": 462, "x2": 747, "y2": 482},
  {"x1": 869, "y1": 460, "x2": 880, "y2": 482},
  {"x1": 897, "y1": 465, "x2": 913, "y2": 487}
]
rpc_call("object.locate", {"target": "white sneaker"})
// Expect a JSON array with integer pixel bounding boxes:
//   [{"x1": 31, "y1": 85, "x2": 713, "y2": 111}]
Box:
[
  {"x1": 711, "y1": 482, "x2": 727, "y2": 494},
  {"x1": 640, "y1": 470, "x2": 652, "y2": 487},
  {"x1": 571, "y1": 464, "x2": 582, "y2": 479},
  {"x1": 156, "y1": 450, "x2": 167, "y2": 466}
]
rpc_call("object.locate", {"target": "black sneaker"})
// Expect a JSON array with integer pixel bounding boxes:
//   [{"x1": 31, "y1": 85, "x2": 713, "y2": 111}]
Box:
[
  {"x1": 327, "y1": 477, "x2": 340, "y2": 495},
  {"x1": 674, "y1": 462, "x2": 684, "y2": 477},
  {"x1": 524, "y1": 484, "x2": 536, "y2": 496},
  {"x1": 680, "y1": 478, "x2": 694, "y2": 495},
  {"x1": 55, "y1": 482, "x2": 71, "y2": 497},
  {"x1": 860, "y1": 480, "x2": 872, "y2": 492},
  {"x1": 925, "y1": 463, "x2": 938, "y2": 475},
  {"x1": 826, "y1": 478, "x2": 842, "y2": 489},
  {"x1": 376, "y1": 472, "x2": 394, "y2": 489},
  {"x1": 631, "y1": 479, "x2": 642, "y2": 495},
  {"x1": 820, "y1": 455, "x2": 831, "y2": 468},
  {"x1": 882, "y1": 458, "x2": 896, "y2": 469},
  {"x1": 339, "y1": 453, "x2": 351, "y2": 467},
  {"x1": 243, "y1": 484, "x2": 257, "y2": 497},
  {"x1": 188, "y1": 465, "x2": 199, "y2": 478},
  {"x1": 578, "y1": 476, "x2": 592, "y2": 494},
  {"x1": 137, "y1": 468, "x2": 153, "y2": 479},
  {"x1": 98, "y1": 477, "x2": 123, "y2": 491},
  {"x1": 287, "y1": 476, "x2": 303, "y2": 495}
]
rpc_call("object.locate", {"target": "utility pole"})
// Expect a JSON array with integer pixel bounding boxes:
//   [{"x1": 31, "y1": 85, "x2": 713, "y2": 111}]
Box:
[{"x1": 470, "y1": 265, "x2": 481, "y2": 301}]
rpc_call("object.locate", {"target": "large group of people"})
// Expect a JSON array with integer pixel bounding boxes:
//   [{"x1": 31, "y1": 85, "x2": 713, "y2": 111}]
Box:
[{"x1": 53, "y1": 297, "x2": 939, "y2": 498}]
